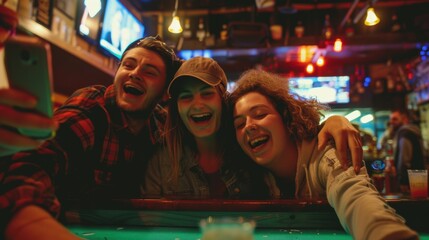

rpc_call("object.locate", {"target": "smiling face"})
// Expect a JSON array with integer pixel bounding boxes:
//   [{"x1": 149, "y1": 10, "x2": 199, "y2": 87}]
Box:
[
  {"x1": 176, "y1": 78, "x2": 223, "y2": 139},
  {"x1": 233, "y1": 92, "x2": 292, "y2": 168},
  {"x1": 114, "y1": 47, "x2": 167, "y2": 113}
]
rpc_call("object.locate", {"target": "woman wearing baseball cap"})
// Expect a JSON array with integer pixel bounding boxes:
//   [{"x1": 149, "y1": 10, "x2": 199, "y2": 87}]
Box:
[{"x1": 142, "y1": 56, "x2": 259, "y2": 198}]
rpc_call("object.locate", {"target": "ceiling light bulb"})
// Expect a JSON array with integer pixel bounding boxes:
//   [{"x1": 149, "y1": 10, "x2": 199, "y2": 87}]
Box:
[
  {"x1": 364, "y1": 7, "x2": 380, "y2": 26},
  {"x1": 168, "y1": 16, "x2": 183, "y2": 33}
]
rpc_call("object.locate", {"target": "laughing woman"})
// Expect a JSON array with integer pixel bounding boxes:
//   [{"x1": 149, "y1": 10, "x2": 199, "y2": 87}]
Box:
[
  {"x1": 142, "y1": 57, "x2": 258, "y2": 198},
  {"x1": 229, "y1": 69, "x2": 418, "y2": 239}
]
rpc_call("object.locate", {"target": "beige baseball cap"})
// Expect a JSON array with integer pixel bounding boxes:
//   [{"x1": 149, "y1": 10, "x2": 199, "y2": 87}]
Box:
[{"x1": 167, "y1": 56, "x2": 227, "y2": 97}]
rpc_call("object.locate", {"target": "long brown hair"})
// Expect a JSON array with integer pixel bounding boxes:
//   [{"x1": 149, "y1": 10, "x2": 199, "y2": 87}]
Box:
[{"x1": 164, "y1": 78, "x2": 234, "y2": 182}]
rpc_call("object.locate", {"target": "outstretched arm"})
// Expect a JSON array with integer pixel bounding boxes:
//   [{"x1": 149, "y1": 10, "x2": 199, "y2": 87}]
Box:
[
  {"x1": 318, "y1": 115, "x2": 362, "y2": 174},
  {"x1": 5, "y1": 205, "x2": 80, "y2": 240},
  {"x1": 0, "y1": 88, "x2": 58, "y2": 156}
]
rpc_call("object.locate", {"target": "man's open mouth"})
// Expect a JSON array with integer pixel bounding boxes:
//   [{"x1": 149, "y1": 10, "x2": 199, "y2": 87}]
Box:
[{"x1": 123, "y1": 84, "x2": 144, "y2": 96}]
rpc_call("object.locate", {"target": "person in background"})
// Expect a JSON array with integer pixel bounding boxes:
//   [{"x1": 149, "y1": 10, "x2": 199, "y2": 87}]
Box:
[
  {"x1": 142, "y1": 57, "x2": 264, "y2": 198},
  {"x1": 389, "y1": 109, "x2": 426, "y2": 193},
  {"x1": 230, "y1": 69, "x2": 418, "y2": 239},
  {"x1": 378, "y1": 121, "x2": 394, "y2": 151},
  {"x1": 0, "y1": 35, "x2": 181, "y2": 240}
]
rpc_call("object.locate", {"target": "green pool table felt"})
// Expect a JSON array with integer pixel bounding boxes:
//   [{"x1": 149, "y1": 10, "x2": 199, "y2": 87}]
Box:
[{"x1": 68, "y1": 225, "x2": 429, "y2": 240}]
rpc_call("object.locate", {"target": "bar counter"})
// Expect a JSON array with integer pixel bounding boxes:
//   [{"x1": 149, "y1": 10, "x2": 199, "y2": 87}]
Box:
[{"x1": 63, "y1": 197, "x2": 429, "y2": 239}]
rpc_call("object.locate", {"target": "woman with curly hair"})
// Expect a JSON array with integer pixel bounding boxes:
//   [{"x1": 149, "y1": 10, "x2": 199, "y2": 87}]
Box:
[{"x1": 229, "y1": 69, "x2": 418, "y2": 240}]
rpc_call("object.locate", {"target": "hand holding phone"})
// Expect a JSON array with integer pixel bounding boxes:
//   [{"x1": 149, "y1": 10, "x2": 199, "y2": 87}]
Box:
[
  {"x1": 0, "y1": 88, "x2": 57, "y2": 156},
  {"x1": 3, "y1": 35, "x2": 56, "y2": 140}
]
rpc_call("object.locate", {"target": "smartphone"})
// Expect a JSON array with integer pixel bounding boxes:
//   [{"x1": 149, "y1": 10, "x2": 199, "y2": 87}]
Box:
[{"x1": 4, "y1": 35, "x2": 55, "y2": 139}]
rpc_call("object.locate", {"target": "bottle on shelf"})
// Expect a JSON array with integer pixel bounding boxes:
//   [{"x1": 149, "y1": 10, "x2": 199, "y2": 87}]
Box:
[
  {"x1": 182, "y1": 18, "x2": 192, "y2": 39},
  {"x1": 322, "y1": 14, "x2": 333, "y2": 40},
  {"x1": 196, "y1": 18, "x2": 206, "y2": 42},
  {"x1": 220, "y1": 24, "x2": 228, "y2": 41},
  {"x1": 294, "y1": 20, "x2": 304, "y2": 38},
  {"x1": 205, "y1": 30, "x2": 215, "y2": 47},
  {"x1": 384, "y1": 140, "x2": 399, "y2": 195},
  {"x1": 391, "y1": 13, "x2": 402, "y2": 32},
  {"x1": 344, "y1": 19, "x2": 355, "y2": 37},
  {"x1": 370, "y1": 148, "x2": 386, "y2": 193}
]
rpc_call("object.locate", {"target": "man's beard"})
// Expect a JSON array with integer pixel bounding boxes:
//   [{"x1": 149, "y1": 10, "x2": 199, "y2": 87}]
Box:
[{"x1": 119, "y1": 92, "x2": 160, "y2": 120}]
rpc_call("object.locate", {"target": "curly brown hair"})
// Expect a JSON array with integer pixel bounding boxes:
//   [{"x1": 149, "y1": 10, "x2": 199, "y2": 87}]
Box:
[{"x1": 229, "y1": 69, "x2": 329, "y2": 141}]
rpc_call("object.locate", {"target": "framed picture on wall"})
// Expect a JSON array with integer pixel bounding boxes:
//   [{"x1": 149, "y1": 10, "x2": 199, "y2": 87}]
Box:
[
  {"x1": 34, "y1": 0, "x2": 54, "y2": 29},
  {"x1": 55, "y1": 0, "x2": 78, "y2": 19}
]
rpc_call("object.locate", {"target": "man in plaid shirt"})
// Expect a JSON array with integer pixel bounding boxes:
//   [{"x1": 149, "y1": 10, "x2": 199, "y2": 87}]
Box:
[{"x1": 1, "y1": 36, "x2": 181, "y2": 239}]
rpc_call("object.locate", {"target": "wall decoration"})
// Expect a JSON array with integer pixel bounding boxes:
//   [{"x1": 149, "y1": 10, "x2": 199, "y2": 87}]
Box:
[
  {"x1": 55, "y1": 0, "x2": 77, "y2": 19},
  {"x1": 34, "y1": 0, "x2": 53, "y2": 29}
]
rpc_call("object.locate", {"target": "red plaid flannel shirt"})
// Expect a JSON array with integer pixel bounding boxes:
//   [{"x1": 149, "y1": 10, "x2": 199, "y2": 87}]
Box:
[{"x1": 0, "y1": 85, "x2": 165, "y2": 230}]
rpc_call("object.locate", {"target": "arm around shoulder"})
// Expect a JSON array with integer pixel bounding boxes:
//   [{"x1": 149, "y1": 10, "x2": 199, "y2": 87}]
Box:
[{"x1": 318, "y1": 115, "x2": 363, "y2": 173}]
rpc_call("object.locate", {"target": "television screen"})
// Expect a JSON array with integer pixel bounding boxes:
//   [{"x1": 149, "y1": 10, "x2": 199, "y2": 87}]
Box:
[
  {"x1": 75, "y1": 0, "x2": 106, "y2": 44},
  {"x1": 288, "y1": 76, "x2": 350, "y2": 104},
  {"x1": 99, "y1": 0, "x2": 145, "y2": 59}
]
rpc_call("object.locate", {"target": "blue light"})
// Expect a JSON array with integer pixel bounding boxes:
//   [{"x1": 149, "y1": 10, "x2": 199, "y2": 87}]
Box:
[
  {"x1": 422, "y1": 45, "x2": 428, "y2": 51},
  {"x1": 422, "y1": 56, "x2": 427, "y2": 61},
  {"x1": 203, "y1": 50, "x2": 213, "y2": 58},
  {"x1": 192, "y1": 49, "x2": 204, "y2": 57},
  {"x1": 179, "y1": 49, "x2": 214, "y2": 60},
  {"x1": 179, "y1": 50, "x2": 193, "y2": 60},
  {"x1": 364, "y1": 76, "x2": 371, "y2": 88}
]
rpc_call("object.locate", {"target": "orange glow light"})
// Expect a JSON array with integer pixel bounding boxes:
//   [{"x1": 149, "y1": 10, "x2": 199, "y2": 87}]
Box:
[
  {"x1": 306, "y1": 63, "x2": 314, "y2": 74},
  {"x1": 297, "y1": 46, "x2": 318, "y2": 63},
  {"x1": 316, "y1": 56, "x2": 325, "y2": 66},
  {"x1": 334, "y1": 38, "x2": 342, "y2": 52},
  {"x1": 299, "y1": 47, "x2": 308, "y2": 62}
]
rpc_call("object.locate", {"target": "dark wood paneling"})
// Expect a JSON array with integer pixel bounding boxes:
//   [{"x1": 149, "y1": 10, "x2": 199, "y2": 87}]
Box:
[{"x1": 51, "y1": 45, "x2": 113, "y2": 96}]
